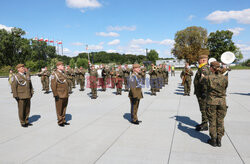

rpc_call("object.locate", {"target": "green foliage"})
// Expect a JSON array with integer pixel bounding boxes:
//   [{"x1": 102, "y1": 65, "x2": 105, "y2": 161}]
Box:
[
  {"x1": 208, "y1": 30, "x2": 240, "y2": 61},
  {"x1": 69, "y1": 58, "x2": 75, "y2": 68},
  {"x1": 76, "y1": 58, "x2": 88, "y2": 68},
  {"x1": 0, "y1": 65, "x2": 12, "y2": 73},
  {"x1": 172, "y1": 26, "x2": 208, "y2": 64},
  {"x1": 25, "y1": 61, "x2": 37, "y2": 71},
  {"x1": 147, "y1": 49, "x2": 159, "y2": 64},
  {"x1": 242, "y1": 59, "x2": 250, "y2": 67}
]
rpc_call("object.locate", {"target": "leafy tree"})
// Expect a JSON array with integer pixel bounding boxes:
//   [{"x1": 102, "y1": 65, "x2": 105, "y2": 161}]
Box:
[
  {"x1": 207, "y1": 30, "x2": 241, "y2": 62},
  {"x1": 172, "y1": 26, "x2": 208, "y2": 64},
  {"x1": 69, "y1": 58, "x2": 75, "y2": 68},
  {"x1": 76, "y1": 58, "x2": 88, "y2": 68},
  {"x1": 147, "y1": 49, "x2": 159, "y2": 64}
]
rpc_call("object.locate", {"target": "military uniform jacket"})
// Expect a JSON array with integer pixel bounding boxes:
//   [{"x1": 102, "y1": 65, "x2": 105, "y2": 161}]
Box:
[
  {"x1": 11, "y1": 73, "x2": 34, "y2": 99},
  {"x1": 101, "y1": 68, "x2": 107, "y2": 77},
  {"x1": 43, "y1": 70, "x2": 50, "y2": 77},
  {"x1": 149, "y1": 69, "x2": 157, "y2": 79},
  {"x1": 110, "y1": 70, "x2": 116, "y2": 78},
  {"x1": 116, "y1": 69, "x2": 124, "y2": 78},
  {"x1": 66, "y1": 69, "x2": 73, "y2": 79},
  {"x1": 51, "y1": 70, "x2": 69, "y2": 98},
  {"x1": 194, "y1": 64, "x2": 210, "y2": 96},
  {"x1": 205, "y1": 73, "x2": 228, "y2": 105},
  {"x1": 79, "y1": 69, "x2": 86, "y2": 79},
  {"x1": 88, "y1": 68, "x2": 98, "y2": 82},
  {"x1": 128, "y1": 73, "x2": 143, "y2": 99},
  {"x1": 123, "y1": 68, "x2": 130, "y2": 77},
  {"x1": 181, "y1": 68, "x2": 193, "y2": 81}
]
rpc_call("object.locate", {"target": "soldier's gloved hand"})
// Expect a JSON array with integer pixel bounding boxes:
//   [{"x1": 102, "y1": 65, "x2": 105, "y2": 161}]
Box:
[
  {"x1": 54, "y1": 96, "x2": 59, "y2": 101},
  {"x1": 15, "y1": 97, "x2": 19, "y2": 101},
  {"x1": 201, "y1": 94, "x2": 206, "y2": 99}
]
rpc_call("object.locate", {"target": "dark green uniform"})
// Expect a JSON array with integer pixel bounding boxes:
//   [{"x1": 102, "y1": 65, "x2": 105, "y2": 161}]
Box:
[
  {"x1": 194, "y1": 64, "x2": 210, "y2": 130},
  {"x1": 205, "y1": 73, "x2": 228, "y2": 145},
  {"x1": 181, "y1": 68, "x2": 193, "y2": 95}
]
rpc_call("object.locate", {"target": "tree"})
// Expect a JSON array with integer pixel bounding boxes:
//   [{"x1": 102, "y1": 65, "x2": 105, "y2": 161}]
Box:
[
  {"x1": 76, "y1": 58, "x2": 88, "y2": 68},
  {"x1": 69, "y1": 58, "x2": 75, "y2": 68},
  {"x1": 172, "y1": 26, "x2": 208, "y2": 64},
  {"x1": 147, "y1": 50, "x2": 159, "y2": 64},
  {"x1": 207, "y1": 30, "x2": 242, "y2": 62}
]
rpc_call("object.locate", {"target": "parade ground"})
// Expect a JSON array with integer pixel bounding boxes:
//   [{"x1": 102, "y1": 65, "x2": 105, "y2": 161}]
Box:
[{"x1": 0, "y1": 70, "x2": 249, "y2": 164}]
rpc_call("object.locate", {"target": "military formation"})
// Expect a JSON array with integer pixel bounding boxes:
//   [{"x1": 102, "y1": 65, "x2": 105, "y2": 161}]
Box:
[{"x1": 10, "y1": 52, "x2": 229, "y2": 148}]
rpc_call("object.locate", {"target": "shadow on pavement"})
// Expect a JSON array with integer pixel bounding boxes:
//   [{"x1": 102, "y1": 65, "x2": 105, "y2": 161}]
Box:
[
  {"x1": 174, "y1": 92, "x2": 184, "y2": 95},
  {"x1": 65, "y1": 114, "x2": 72, "y2": 122},
  {"x1": 29, "y1": 115, "x2": 41, "y2": 124},
  {"x1": 171, "y1": 115, "x2": 209, "y2": 143},
  {"x1": 144, "y1": 91, "x2": 151, "y2": 95},
  {"x1": 230, "y1": 92, "x2": 250, "y2": 96},
  {"x1": 123, "y1": 113, "x2": 131, "y2": 122}
]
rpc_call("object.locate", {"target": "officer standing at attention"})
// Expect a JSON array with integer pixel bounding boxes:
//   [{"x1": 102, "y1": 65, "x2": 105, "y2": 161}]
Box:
[
  {"x1": 51, "y1": 62, "x2": 70, "y2": 127},
  {"x1": 194, "y1": 49, "x2": 210, "y2": 131},
  {"x1": 88, "y1": 62, "x2": 98, "y2": 99},
  {"x1": 149, "y1": 64, "x2": 158, "y2": 96},
  {"x1": 205, "y1": 61, "x2": 228, "y2": 147},
  {"x1": 180, "y1": 63, "x2": 193, "y2": 96},
  {"x1": 129, "y1": 64, "x2": 143, "y2": 125},
  {"x1": 116, "y1": 65, "x2": 124, "y2": 95},
  {"x1": 43, "y1": 67, "x2": 50, "y2": 94},
  {"x1": 11, "y1": 64, "x2": 34, "y2": 127}
]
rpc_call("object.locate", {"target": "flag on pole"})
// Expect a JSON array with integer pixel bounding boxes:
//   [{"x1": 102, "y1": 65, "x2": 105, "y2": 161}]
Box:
[
  {"x1": 44, "y1": 38, "x2": 49, "y2": 42},
  {"x1": 58, "y1": 41, "x2": 62, "y2": 44},
  {"x1": 33, "y1": 37, "x2": 38, "y2": 40},
  {"x1": 49, "y1": 40, "x2": 54, "y2": 43},
  {"x1": 39, "y1": 37, "x2": 44, "y2": 41},
  {"x1": 86, "y1": 44, "x2": 88, "y2": 50}
]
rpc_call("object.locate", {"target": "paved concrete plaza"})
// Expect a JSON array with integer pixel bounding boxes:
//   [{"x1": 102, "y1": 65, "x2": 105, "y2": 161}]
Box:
[{"x1": 0, "y1": 70, "x2": 249, "y2": 164}]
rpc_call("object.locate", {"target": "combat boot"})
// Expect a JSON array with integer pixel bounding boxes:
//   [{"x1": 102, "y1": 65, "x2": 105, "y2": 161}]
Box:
[
  {"x1": 195, "y1": 123, "x2": 208, "y2": 131},
  {"x1": 217, "y1": 138, "x2": 222, "y2": 147},
  {"x1": 207, "y1": 138, "x2": 217, "y2": 147}
]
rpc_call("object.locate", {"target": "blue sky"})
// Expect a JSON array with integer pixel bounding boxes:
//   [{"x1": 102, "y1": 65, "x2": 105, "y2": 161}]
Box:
[{"x1": 1, "y1": 0, "x2": 250, "y2": 59}]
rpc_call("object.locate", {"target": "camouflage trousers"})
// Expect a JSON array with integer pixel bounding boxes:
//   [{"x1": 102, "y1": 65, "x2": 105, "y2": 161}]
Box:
[
  {"x1": 206, "y1": 104, "x2": 227, "y2": 139},
  {"x1": 183, "y1": 80, "x2": 191, "y2": 94},
  {"x1": 196, "y1": 96, "x2": 208, "y2": 125}
]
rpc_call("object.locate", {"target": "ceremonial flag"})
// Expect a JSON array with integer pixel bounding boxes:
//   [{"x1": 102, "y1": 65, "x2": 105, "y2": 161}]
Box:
[
  {"x1": 39, "y1": 37, "x2": 44, "y2": 41},
  {"x1": 49, "y1": 40, "x2": 54, "y2": 43},
  {"x1": 58, "y1": 41, "x2": 62, "y2": 44},
  {"x1": 33, "y1": 37, "x2": 38, "y2": 40},
  {"x1": 44, "y1": 38, "x2": 49, "y2": 42}
]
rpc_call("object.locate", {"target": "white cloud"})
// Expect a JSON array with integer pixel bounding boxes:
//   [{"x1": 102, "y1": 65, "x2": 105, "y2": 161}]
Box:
[
  {"x1": 206, "y1": 8, "x2": 250, "y2": 24},
  {"x1": 236, "y1": 43, "x2": 250, "y2": 59},
  {"x1": 187, "y1": 15, "x2": 195, "y2": 21},
  {"x1": 72, "y1": 42, "x2": 84, "y2": 46},
  {"x1": 0, "y1": 24, "x2": 13, "y2": 32},
  {"x1": 108, "y1": 39, "x2": 120, "y2": 45},
  {"x1": 130, "y1": 38, "x2": 155, "y2": 45},
  {"x1": 80, "y1": 9, "x2": 85, "y2": 13},
  {"x1": 159, "y1": 39, "x2": 175, "y2": 46},
  {"x1": 96, "y1": 32, "x2": 119, "y2": 37},
  {"x1": 107, "y1": 25, "x2": 136, "y2": 31},
  {"x1": 66, "y1": 0, "x2": 101, "y2": 9},
  {"x1": 117, "y1": 45, "x2": 146, "y2": 55},
  {"x1": 88, "y1": 42, "x2": 104, "y2": 50},
  {"x1": 228, "y1": 27, "x2": 244, "y2": 36}
]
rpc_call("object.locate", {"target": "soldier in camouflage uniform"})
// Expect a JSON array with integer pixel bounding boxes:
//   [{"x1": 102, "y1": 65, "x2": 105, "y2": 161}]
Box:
[
  {"x1": 66, "y1": 66, "x2": 73, "y2": 94},
  {"x1": 43, "y1": 67, "x2": 50, "y2": 94},
  {"x1": 116, "y1": 65, "x2": 124, "y2": 95},
  {"x1": 88, "y1": 63, "x2": 98, "y2": 99},
  {"x1": 193, "y1": 49, "x2": 210, "y2": 131},
  {"x1": 78, "y1": 66, "x2": 86, "y2": 91},
  {"x1": 204, "y1": 61, "x2": 228, "y2": 147},
  {"x1": 110, "y1": 67, "x2": 116, "y2": 89},
  {"x1": 149, "y1": 64, "x2": 158, "y2": 96},
  {"x1": 180, "y1": 63, "x2": 193, "y2": 96},
  {"x1": 101, "y1": 64, "x2": 108, "y2": 91}
]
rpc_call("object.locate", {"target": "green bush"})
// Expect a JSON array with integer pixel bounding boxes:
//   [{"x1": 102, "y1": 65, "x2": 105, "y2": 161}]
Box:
[{"x1": 76, "y1": 58, "x2": 88, "y2": 68}]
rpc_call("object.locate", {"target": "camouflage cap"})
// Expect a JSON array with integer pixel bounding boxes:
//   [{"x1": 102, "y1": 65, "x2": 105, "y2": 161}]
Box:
[
  {"x1": 16, "y1": 64, "x2": 24, "y2": 70},
  {"x1": 198, "y1": 49, "x2": 209, "y2": 59},
  {"x1": 56, "y1": 61, "x2": 64, "y2": 66},
  {"x1": 210, "y1": 61, "x2": 220, "y2": 68}
]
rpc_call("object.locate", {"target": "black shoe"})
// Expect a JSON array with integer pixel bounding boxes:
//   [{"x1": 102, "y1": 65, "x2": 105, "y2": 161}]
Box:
[
  {"x1": 69, "y1": 91, "x2": 73, "y2": 94},
  {"x1": 131, "y1": 120, "x2": 140, "y2": 125},
  {"x1": 138, "y1": 120, "x2": 142, "y2": 123},
  {"x1": 207, "y1": 139, "x2": 217, "y2": 147},
  {"x1": 58, "y1": 124, "x2": 65, "y2": 127},
  {"x1": 187, "y1": 94, "x2": 190, "y2": 96},
  {"x1": 195, "y1": 125, "x2": 208, "y2": 131},
  {"x1": 21, "y1": 124, "x2": 28, "y2": 128},
  {"x1": 92, "y1": 97, "x2": 97, "y2": 99},
  {"x1": 64, "y1": 122, "x2": 70, "y2": 125},
  {"x1": 27, "y1": 123, "x2": 33, "y2": 126},
  {"x1": 217, "y1": 138, "x2": 222, "y2": 147}
]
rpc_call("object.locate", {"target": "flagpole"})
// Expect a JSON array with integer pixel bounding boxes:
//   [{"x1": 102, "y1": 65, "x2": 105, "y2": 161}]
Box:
[{"x1": 62, "y1": 42, "x2": 63, "y2": 55}]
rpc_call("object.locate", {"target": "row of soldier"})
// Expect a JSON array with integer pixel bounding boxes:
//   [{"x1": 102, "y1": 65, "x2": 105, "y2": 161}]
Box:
[{"x1": 37, "y1": 63, "x2": 172, "y2": 99}]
